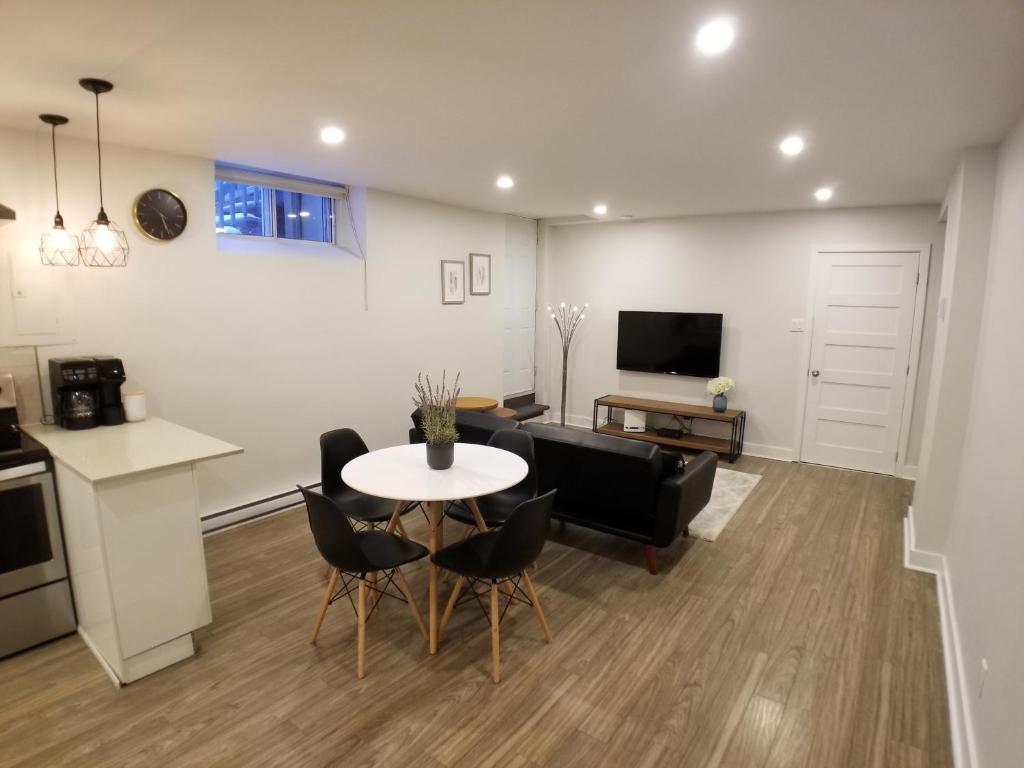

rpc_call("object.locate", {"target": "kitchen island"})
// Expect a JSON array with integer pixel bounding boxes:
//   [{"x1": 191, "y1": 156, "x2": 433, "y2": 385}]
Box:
[{"x1": 21, "y1": 418, "x2": 242, "y2": 685}]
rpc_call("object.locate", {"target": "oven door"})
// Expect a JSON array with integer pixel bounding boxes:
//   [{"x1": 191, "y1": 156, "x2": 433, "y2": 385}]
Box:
[{"x1": 0, "y1": 462, "x2": 66, "y2": 598}]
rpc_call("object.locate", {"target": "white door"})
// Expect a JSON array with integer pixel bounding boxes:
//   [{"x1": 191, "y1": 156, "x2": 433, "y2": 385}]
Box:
[
  {"x1": 503, "y1": 216, "x2": 537, "y2": 397},
  {"x1": 800, "y1": 249, "x2": 923, "y2": 474}
]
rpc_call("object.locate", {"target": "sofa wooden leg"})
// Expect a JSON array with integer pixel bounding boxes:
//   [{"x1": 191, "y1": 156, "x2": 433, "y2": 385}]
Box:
[{"x1": 644, "y1": 545, "x2": 658, "y2": 575}]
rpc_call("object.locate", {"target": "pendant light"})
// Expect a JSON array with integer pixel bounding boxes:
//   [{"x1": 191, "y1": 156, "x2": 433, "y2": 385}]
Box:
[
  {"x1": 38, "y1": 114, "x2": 81, "y2": 266},
  {"x1": 79, "y1": 78, "x2": 128, "y2": 267}
]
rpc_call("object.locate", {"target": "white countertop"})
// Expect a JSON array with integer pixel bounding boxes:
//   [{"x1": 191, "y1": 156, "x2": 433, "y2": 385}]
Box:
[{"x1": 21, "y1": 418, "x2": 243, "y2": 483}]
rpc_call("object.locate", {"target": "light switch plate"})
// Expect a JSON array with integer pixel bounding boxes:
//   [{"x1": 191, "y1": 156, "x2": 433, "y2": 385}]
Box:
[{"x1": 790, "y1": 318, "x2": 806, "y2": 332}]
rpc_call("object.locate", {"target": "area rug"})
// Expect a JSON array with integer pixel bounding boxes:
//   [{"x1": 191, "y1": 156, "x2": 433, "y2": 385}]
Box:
[{"x1": 688, "y1": 467, "x2": 762, "y2": 542}]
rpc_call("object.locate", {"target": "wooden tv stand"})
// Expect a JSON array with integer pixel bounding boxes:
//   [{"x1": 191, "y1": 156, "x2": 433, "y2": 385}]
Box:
[{"x1": 592, "y1": 394, "x2": 746, "y2": 462}]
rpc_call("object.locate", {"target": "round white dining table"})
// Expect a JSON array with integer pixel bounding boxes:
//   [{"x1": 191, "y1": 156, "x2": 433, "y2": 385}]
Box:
[{"x1": 342, "y1": 442, "x2": 528, "y2": 653}]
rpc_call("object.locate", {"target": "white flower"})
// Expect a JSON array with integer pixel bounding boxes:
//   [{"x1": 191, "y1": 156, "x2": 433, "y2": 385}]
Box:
[{"x1": 706, "y1": 376, "x2": 734, "y2": 396}]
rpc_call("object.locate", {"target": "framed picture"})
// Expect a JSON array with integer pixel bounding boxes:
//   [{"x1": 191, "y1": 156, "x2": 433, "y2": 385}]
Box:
[
  {"x1": 470, "y1": 253, "x2": 491, "y2": 295},
  {"x1": 441, "y1": 260, "x2": 466, "y2": 304}
]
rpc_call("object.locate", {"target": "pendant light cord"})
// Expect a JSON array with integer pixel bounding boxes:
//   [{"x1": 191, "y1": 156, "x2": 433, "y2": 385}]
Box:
[
  {"x1": 50, "y1": 124, "x2": 61, "y2": 215},
  {"x1": 93, "y1": 91, "x2": 105, "y2": 210}
]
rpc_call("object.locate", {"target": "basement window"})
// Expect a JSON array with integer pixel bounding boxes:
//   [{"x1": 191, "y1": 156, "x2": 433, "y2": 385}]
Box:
[{"x1": 214, "y1": 165, "x2": 343, "y2": 245}]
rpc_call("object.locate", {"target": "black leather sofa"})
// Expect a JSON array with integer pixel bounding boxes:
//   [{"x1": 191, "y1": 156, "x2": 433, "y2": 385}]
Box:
[{"x1": 409, "y1": 410, "x2": 718, "y2": 573}]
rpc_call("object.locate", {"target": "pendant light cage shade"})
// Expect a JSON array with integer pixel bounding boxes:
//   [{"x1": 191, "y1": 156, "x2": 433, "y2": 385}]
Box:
[
  {"x1": 38, "y1": 113, "x2": 81, "y2": 266},
  {"x1": 80, "y1": 219, "x2": 129, "y2": 267},
  {"x1": 40, "y1": 227, "x2": 82, "y2": 266},
  {"x1": 79, "y1": 78, "x2": 128, "y2": 267}
]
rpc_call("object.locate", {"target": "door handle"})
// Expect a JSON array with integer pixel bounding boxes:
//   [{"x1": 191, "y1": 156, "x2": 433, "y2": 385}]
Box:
[{"x1": 810, "y1": 369, "x2": 820, "y2": 377}]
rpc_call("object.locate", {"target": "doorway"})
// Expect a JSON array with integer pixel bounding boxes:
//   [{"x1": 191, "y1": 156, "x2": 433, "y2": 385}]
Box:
[{"x1": 799, "y1": 246, "x2": 930, "y2": 474}]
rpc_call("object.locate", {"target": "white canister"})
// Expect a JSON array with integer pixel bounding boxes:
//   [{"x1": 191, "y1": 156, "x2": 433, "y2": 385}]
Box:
[{"x1": 123, "y1": 390, "x2": 147, "y2": 422}]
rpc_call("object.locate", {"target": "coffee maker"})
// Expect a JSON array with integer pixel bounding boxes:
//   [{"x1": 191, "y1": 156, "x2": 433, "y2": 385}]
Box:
[
  {"x1": 49, "y1": 358, "x2": 100, "y2": 430},
  {"x1": 94, "y1": 356, "x2": 126, "y2": 426}
]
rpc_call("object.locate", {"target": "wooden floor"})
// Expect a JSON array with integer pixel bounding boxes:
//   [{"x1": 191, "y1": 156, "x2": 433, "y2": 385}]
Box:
[{"x1": 0, "y1": 457, "x2": 952, "y2": 768}]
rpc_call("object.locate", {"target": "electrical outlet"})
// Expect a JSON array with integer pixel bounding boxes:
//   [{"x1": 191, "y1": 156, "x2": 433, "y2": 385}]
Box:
[
  {"x1": 789, "y1": 318, "x2": 805, "y2": 332},
  {"x1": 979, "y1": 658, "x2": 989, "y2": 699}
]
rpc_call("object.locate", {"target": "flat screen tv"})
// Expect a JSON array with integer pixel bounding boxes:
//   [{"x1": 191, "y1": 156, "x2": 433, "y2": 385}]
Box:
[{"x1": 616, "y1": 311, "x2": 723, "y2": 378}]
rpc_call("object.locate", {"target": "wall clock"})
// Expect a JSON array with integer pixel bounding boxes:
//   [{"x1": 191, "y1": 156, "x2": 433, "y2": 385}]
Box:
[{"x1": 133, "y1": 188, "x2": 188, "y2": 241}]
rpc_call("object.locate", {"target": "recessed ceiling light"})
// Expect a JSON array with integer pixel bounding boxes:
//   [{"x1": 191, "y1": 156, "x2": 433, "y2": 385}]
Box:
[
  {"x1": 593, "y1": 203, "x2": 608, "y2": 216},
  {"x1": 320, "y1": 126, "x2": 345, "y2": 144},
  {"x1": 496, "y1": 175, "x2": 515, "y2": 189},
  {"x1": 779, "y1": 135, "x2": 805, "y2": 157},
  {"x1": 814, "y1": 186, "x2": 834, "y2": 202},
  {"x1": 299, "y1": 210, "x2": 311, "y2": 217},
  {"x1": 695, "y1": 18, "x2": 735, "y2": 55}
]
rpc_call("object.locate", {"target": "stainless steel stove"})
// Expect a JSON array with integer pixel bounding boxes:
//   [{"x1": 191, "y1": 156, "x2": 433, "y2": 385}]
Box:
[{"x1": 0, "y1": 374, "x2": 76, "y2": 659}]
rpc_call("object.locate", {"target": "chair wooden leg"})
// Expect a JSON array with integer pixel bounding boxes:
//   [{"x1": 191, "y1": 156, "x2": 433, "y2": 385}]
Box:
[
  {"x1": 490, "y1": 581, "x2": 501, "y2": 683},
  {"x1": 357, "y1": 577, "x2": 367, "y2": 679},
  {"x1": 644, "y1": 545, "x2": 658, "y2": 575},
  {"x1": 464, "y1": 497, "x2": 489, "y2": 532},
  {"x1": 368, "y1": 569, "x2": 380, "y2": 608},
  {"x1": 385, "y1": 500, "x2": 406, "y2": 533},
  {"x1": 310, "y1": 568, "x2": 340, "y2": 643},
  {"x1": 394, "y1": 567, "x2": 428, "y2": 642},
  {"x1": 439, "y1": 576, "x2": 465, "y2": 639},
  {"x1": 396, "y1": 517, "x2": 409, "y2": 539},
  {"x1": 520, "y1": 569, "x2": 552, "y2": 643}
]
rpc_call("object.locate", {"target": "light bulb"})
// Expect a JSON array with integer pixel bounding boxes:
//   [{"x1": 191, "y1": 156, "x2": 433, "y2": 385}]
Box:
[
  {"x1": 547, "y1": 305, "x2": 552, "y2": 311},
  {"x1": 580, "y1": 314, "x2": 585, "y2": 320},
  {"x1": 49, "y1": 227, "x2": 72, "y2": 250},
  {"x1": 779, "y1": 135, "x2": 805, "y2": 157},
  {"x1": 572, "y1": 306, "x2": 578, "y2": 312},
  {"x1": 560, "y1": 302, "x2": 566, "y2": 308},
  {"x1": 584, "y1": 302, "x2": 589, "y2": 307},
  {"x1": 94, "y1": 224, "x2": 116, "y2": 253},
  {"x1": 695, "y1": 18, "x2": 735, "y2": 56},
  {"x1": 320, "y1": 126, "x2": 345, "y2": 144},
  {"x1": 550, "y1": 314, "x2": 556, "y2": 319}
]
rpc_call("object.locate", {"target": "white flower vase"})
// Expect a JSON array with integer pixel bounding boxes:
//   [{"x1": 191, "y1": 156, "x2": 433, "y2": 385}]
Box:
[{"x1": 713, "y1": 393, "x2": 728, "y2": 413}]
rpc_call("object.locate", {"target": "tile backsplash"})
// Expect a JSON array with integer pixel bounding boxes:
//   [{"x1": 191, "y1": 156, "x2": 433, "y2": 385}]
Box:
[{"x1": 0, "y1": 346, "x2": 47, "y2": 425}]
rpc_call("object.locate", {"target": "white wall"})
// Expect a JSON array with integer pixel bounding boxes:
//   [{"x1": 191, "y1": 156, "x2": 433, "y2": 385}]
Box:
[
  {"x1": 0, "y1": 125, "x2": 507, "y2": 521},
  {"x1": 911, "y1": 115, "x2": 1024, "y2": 768},
  {"x1": 536, "y1": 206, "x2": 944, "y2": 463},
  {"x1": 911, "y1": 149, "x2": 997, "y2": 551}
]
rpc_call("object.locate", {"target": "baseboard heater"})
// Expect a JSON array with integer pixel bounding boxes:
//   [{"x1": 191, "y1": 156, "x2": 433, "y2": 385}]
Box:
[{"x1": 201, "y1": 482, "x2": 321, "y2": 535}]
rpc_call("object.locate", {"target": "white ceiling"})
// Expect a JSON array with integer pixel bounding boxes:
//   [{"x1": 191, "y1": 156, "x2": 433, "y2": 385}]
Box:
[{"x1": 2, "y1": 0, "x2": 1023, "y2": 220}]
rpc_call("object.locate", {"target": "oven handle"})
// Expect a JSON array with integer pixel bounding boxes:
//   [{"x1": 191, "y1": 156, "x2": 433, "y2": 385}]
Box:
[{"x1": 0, "y1": 461, "x2": 48, "y2": 483}]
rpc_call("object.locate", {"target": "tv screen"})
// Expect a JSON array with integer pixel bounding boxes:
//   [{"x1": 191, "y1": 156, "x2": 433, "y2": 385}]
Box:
[{"x1": 616, "y1": 311, "x2": 723, "y2": 377}]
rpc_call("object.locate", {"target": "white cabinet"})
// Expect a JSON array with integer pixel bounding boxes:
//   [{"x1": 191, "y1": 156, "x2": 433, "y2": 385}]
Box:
[{"x1": 22, "y1": 419, "x2": 242, "y2": 684}]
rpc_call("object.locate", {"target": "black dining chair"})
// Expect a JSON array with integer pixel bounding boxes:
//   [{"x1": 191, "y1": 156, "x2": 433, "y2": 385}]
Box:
[
  {"x1": 321, "y1": 428, "x2": 417, "y2": 536},
  {"x1": 446, "y1": 429, "x2": 538, "y2": 532},
  {"x1": 433, "y1": 489, "x2": 557, "y2": 683},
  {"x1": 300, "y1": 485, "x2": 429, "y2": 679}
]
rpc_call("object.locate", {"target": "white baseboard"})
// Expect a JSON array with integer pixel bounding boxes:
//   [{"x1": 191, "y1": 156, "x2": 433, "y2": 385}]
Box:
[
  {"x1": 897, "y1": 463, "x2": 919, "y2": 480},
  {"x1": 903, "y1": 507, "x2": 977, "y2": 768},
  {"x1": 201, "y1": 483, "x2": 317, "y2": 534},
  {"x1": 903, "y1": 506, "x2": 945, "y2": 573},
  {"x1": 743, "y1": 442, "x2": 796, "y2": 462}
]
